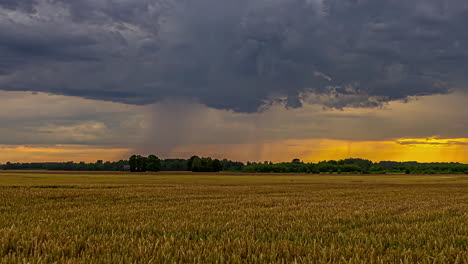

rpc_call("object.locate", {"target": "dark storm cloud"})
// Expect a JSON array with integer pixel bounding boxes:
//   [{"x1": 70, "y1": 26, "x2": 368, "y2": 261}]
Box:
[
  {"x1": 0, "y1": 23, "x2": 98, "y2": 62},
  {"x1": 0, "y1": 0, "x2": 37, "y2": 13},
  {"x1": 1, "y1": 0, "x2": 467, "y2": 112}
]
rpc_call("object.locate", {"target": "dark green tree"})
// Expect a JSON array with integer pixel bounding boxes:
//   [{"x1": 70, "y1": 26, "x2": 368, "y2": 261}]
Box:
[
  {"x1": 203, "y1": 157, "x2": 213, "y2": 172},
  {"x1": 147, "y1": 155, "x2": 161, "y2": 172},
  {"x1": 129, "y1": 155, "x2": 137, "y2": 172},
  {"x1": 191, "y1": 156, "x2": 202, "y2": 172},
  {"x1": 136, "y1": 155, "x2": 147, "y2": 172},
  {"x1": 187, "y1": 156, "x2": 200, "y2": 171},
  {"x1": 95, "y1": 160, "x2": 104, "y2": 171},
  {"x1": 291, "y1": 158, "x2": 302, "y2": 164},
  {"x1": 213, "y1": 159, "x2": 222, "y2": 172}
]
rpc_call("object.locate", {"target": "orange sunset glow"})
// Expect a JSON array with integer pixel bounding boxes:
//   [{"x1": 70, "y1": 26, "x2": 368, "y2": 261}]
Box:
[
  {"x1": 152, "y1": 137, "x2": 468, "y2": 164},
  {"x1": 0, "y1": 145, "x2": 130, "y2": 163},
  {"x1": 1, "y1": 136, "x2": 468, "y2": 164}
]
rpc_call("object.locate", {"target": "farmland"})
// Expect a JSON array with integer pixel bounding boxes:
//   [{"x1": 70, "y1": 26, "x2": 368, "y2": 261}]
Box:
[{"x1": 0, "y1": 172, "x2": 467, "y2": 263}]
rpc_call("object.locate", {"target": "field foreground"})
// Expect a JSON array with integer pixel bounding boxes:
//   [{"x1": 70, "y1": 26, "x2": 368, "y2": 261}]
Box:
[{"x1": 0, "y1": 172, "x2": 467, "y2": 263}]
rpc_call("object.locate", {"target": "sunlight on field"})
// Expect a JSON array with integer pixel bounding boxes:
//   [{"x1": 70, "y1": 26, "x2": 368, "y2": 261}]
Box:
[{"x1": 1, "y1": 172, "x2": 467, "y2": 263}]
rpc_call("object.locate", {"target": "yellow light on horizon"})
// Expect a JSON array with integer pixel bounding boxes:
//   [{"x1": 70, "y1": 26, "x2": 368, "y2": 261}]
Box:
[
  {"x1": 172, "y1": 137, "x2": 468, "y2": 163},
  {"x1": 0, "y1": 145, "x2": 131, "y2": 163},
  {"x1": 1, "y1": 137, "x2": 467, "y2": 164}
]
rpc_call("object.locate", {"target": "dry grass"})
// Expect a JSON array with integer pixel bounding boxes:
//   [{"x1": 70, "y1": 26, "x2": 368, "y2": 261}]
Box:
[{"x1": 0, "y1": 172, "x2": 467, "y2": 263}]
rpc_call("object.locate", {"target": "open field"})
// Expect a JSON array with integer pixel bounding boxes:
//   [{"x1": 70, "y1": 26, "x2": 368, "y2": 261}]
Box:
[{"x1": 0, "y1": 172, "x2": 467, "y2": 263}]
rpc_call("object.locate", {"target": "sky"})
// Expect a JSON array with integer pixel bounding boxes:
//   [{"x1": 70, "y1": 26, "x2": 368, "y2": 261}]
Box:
[{"x1": 0, "y1": 0, "x2": 467, "y2": 163}]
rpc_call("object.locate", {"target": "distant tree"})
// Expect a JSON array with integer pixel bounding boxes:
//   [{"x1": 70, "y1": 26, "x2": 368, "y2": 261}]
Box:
[
  {"x1": 147, "y1": 155, "x2": 161, "y2": 172},
  {"x1": 129, "y1": 155, "x2": 137, "y2": 172},
  {"x1": 203, "y1": 157, "x2": 213, "y2": 172},
  {"x1": 95, "y1": 160, "x2": 104, "y2": 171},
  {"x1": 219, "y1": 159, "x2": 244, "y2": 171},
  {"x1": 340, "y1": 158, "x2": 373, "y2": 169},
  {"x1": 136, "y1": 155, "x2": 147, "y2": 172},
  {"x1": 128, "y1": 155, "x2": 147, "y2": 172},
  {"x1": 213, "y1": 159, "x2": 222, "y2": 172},
  {"x1": 103, "y1": 161, "x2": 113, "y2": 171},
  {"x1": 161, "y1": 159, "x2": 188, "y2": 171},
  {"x1": 191, "y1": 156, "x2": 202, "y2": 172},
  {"x1": 187, "y1": 156, "x2": 200, "y2": 171},
  {"x1": 291, "y1": 158, "x2": 301, "y2": 164}
]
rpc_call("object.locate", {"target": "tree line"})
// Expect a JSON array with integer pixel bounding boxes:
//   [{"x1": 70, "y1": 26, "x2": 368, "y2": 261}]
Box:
[
  {"x1": 128, "y1": 155, "x2": 161, "y2": 172},
  {"x1": 127, "y1": 155, "x2": 243, "y2": 172},
  {"x1": 243, "y1": 158, "x2": 468, "y2": 174},
  {"x1": 0, "y1": 160, "x2": 128, "y2": 171},
  {"x1": 1, "y1": 157, "x2": 468, "y2": 174},
  {"x1": 0, "y1": 155, "x2": 244, "y2": 172}
]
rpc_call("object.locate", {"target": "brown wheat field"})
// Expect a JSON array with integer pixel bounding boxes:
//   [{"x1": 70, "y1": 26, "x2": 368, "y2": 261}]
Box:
[{"x1": 0, "y1": 172, "x2": 467, "y2": 263}]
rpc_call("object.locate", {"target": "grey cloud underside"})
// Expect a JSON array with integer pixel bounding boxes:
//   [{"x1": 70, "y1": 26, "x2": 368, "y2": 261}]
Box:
[
  {"x1": 1, "y1": 0, "x2": 467, "y2": 112},
  {"x1": 0, "y1": 0, "x2": 37, "y2": 13}
]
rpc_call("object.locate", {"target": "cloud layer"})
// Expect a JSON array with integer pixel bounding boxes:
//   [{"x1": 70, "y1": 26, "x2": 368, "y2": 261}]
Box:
[
  {"x1": 1, "y1": 90, "x2": 466, "y2": 154},
  {"x1": 1, "y1": 0, "x2": 468, "y2": 112},
  {"x1": 0, "y1": 89, "x2": 467, "y2": 163}
]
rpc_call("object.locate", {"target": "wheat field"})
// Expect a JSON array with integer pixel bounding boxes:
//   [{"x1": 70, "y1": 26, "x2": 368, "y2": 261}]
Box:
[{"x1": 0, "y1": 172, "x2": 467, "y2": 263}]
